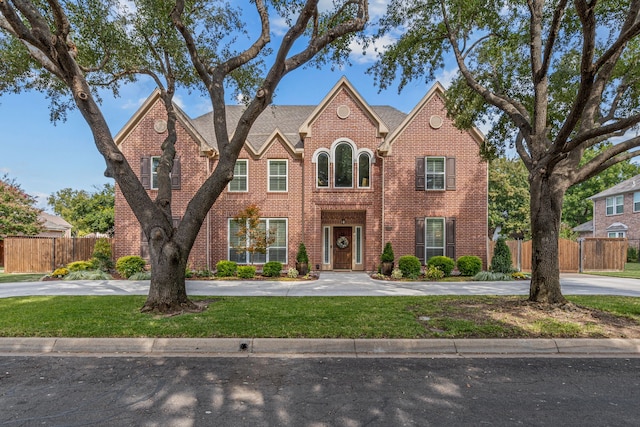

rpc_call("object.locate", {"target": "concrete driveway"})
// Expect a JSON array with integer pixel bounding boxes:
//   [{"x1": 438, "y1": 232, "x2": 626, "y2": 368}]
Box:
[{"x1": 1, "y1": 271, "x2": 638, "y2": 298}]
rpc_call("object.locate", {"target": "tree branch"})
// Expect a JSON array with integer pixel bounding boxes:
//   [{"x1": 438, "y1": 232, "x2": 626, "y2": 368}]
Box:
[{"x1": 572, "y1": 135, "x2": 640, "y2": 184}]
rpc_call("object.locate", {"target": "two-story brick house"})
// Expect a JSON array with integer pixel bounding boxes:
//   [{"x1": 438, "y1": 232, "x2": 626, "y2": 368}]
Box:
[
  {"x1": 580, "y1": 174, "x2": 640, "y2": 249},
  {"x1": 114, "y1": 77, "x2": 488, "y2": 272}
]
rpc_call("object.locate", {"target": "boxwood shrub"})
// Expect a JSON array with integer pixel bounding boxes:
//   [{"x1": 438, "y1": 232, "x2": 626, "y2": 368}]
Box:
[
  {"x1": 262, "y1": 261, "x2": 282, "y2": 277},
  {"x1": 237, "y1": 265, "x2": 257, "y2": 279},
  {"x1": 115, "y1": 256, "x2": 146, "y2": 279},
  {"x1": 216, "y1": 260, "x2": 237, "y2": 277},
  {"x1": 398, "y1": 255, "x2": 422, "y2": 279},
  {"x1": 427, "y1": 256, "x2": 455, "y2": 276},
  {"x1": 456, "y1": 255, "x2": 483, "y2": 276}
]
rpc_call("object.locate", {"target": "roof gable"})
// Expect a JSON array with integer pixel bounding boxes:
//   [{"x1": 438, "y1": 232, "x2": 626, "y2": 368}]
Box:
[
  {"x1": 298, "y1": 76, "x2": 389, "y2": 138},
  {"x1": 379, "y1": 82, "x2": 484, "y2": 154},
  {"x1": 589, "y1": 173, "x2": 640, "y2": 200}
]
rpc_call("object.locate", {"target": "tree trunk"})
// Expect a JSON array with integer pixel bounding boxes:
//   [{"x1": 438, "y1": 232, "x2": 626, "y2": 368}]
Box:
[
  {"x1": 141, "y1": 236, "x2": 196, "y2": 314},
  {"x1": 528, "y1": 171, "x2": 568, "y2": 304}
]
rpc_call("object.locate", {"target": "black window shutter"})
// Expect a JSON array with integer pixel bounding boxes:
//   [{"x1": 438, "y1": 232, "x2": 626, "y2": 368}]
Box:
[
  {"x1": 446, "y1": 157, "x2": 456, "y2": 190},
  {"x1": 415, "y1": 157, "x2": 425, "y2": 191},
  {"x1": 446, "y1": 217, "x2": 456, "y2": 259},
  {"x1": 140, "y1": 156, "x2": 151, "y2": 189},
  {"x1": 171, "y1": 157, "x2": 181, "y2": 189},
  {"x1": 415, "y1": 217, "x2": 425, "y2": 264}
]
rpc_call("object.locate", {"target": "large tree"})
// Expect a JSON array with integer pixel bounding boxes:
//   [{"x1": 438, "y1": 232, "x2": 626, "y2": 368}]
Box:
[
  {"x1": 48, "y1": 184, "x2": 115, "y2": 236},
  {"x1": 0, "y1": 0, "x2": 368, "y2": 313},
  {"x1": 373, "y1": 0, "x2": 640, "y2": 304},
  {"x1": 0, "y1": 174, "x2": 42, "y2": 238}
]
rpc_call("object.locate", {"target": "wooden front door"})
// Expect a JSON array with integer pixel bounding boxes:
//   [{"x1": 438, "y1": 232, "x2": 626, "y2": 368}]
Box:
[{"x1": 333, "y1": 227, "x2": 352, "y2": 270}]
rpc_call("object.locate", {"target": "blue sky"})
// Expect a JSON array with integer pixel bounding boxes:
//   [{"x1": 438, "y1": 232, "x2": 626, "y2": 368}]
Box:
[{"x1": 0, "y1": 2, "x2": 457, "y2": 210}]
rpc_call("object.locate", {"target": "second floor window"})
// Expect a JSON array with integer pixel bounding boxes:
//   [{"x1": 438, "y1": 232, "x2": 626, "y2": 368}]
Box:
[
  {"x1": 334, "y1": 142, "x2": 353, "y2": 188},
  {"x1": 229, "y1": 160, "x2": 248, "y2": 192},
  {"x1": 606, "y1": 195, "x2": 623, "y2": 215},
  {"x1": 268, "y1": 160, "x2": 288, "y2": 192},
  {"x1": 317, "y1": 152, "x2": 329, "y2": 187},
  {"x1": 358, "y1": 153, "x2": 370, "y2": 188},
  {"x1": 634, "y1": 192, "x2": 640, "y2": 212},
  {"x1": 150, "y1": 156, "x2": 160, "y2": 190},
  {"x1": 426, "y1": 157, "x2": 445, "y2": 190}
]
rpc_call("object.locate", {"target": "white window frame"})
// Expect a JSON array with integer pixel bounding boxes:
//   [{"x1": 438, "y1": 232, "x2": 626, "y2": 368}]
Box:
[
  {"x1": 229, "y1": 160, "x2": 248, "y2": 192},
  {"x1": 355, "y1": 226, "x2": 363, "y2": 265},
  {"x1": 315, "y1": 151, "x2": 330, "y2": 188},
  {"x1": 268, "y1": 160, "x2": 288, "y2": 192},
  {"x1": 323, "y1": 226, "x2": 331, "y2": 265},
  {"x1": 606, "y1": 195, "x2": 623, "y2": 216},
  {"x1": 332, "y1": 140, "x2": 355, "y2": 189},
  {"x1": 228, "y1": 217, "x2": 288, "y2": 264},
  {"x1": 634, "y1": 192, "x2": 640, "y2": 212},
  {"x1": 150, "y1": 156, "x2": 160, "y2": 190},
  {"x1": 425, "y1": 217, "x2": 446, "y2": 262},
  {"x1": 608, "y1": 231, "x2": 626, "y2": 238},
  {"x1": 426, "y1": 157, "x2": 446, "y2": 190},
  {"x1": 357, "y1": 152, "x2": 371, "y2": 189}
]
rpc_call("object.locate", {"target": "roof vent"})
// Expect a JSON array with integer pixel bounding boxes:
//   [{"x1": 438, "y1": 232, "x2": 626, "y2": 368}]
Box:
[
  {"x1": 337, "y1": 105, "x2": 350, "y2": 119},
  {"x1": 429, "y1": 115, "x2": 443, "y2": 129}
]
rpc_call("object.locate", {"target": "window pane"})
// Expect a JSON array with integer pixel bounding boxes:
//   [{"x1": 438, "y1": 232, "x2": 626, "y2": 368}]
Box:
[
  {"x1": 230, "y1": 161, "x2": 247, "y2": 191},
  {"x1": 355, "y1": 226, "x2": 362, "y2": 264},
  {"x1": 426, "y1": 157, "x2": 445, "y2": 190},
  {"x1": 358, "y1": 153, "x2": 370, "y2": 187},
  {"x1": 270, "y1": 220, "x2": 287, "y2": 246},
  {"x1": 268, "y1": 248, "x2": 287, "y2": 263},
  {"x1": 426, "y1": 218, "x2": 444, "y2": 247},
  {"x1": 318, "y1": 153, "x2": 329, "y2": 187},
  {"x1": 635, "y1": 192, "x2": 640, "y2": 211},
  {"x1": 324, "y1": 227, "x2": 330, "y2": 264},
  {"x1": 334, "y1": 143, "x2": 353, "y2": 187},
  {"x1": 151, "y1": 157, "x2": 160, "y2": 189}
]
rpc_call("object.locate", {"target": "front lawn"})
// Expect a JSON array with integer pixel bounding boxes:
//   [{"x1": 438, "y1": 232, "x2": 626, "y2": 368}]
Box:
[
  {"x1": 0, "y1": 272, "x2": 45, "y2": 283},
  {"x1": 0, "y1": 295, "x2": 638, "y2": 339},
  {"x1": 586, "y1": 262, "x2": 640, "y2": 279}
]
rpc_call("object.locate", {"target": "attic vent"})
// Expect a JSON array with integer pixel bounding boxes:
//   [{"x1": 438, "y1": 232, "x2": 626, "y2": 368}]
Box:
[
  {"x1": 337, "y1": 105, "x2": 351, "y2": 119},
  {"x1": 429, "y1": 115, "x2": 443, "y2": 129},
  {"x1": 154, "y1": 119, "x2": 167, "y2": 134}
]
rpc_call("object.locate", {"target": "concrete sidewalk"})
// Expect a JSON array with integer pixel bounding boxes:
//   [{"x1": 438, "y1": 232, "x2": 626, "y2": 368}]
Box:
[{"x1": 1, "y1": 337, "x2": 639, "y2": 357}]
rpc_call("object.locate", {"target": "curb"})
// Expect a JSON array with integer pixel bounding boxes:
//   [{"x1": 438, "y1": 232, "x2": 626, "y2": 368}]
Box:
[{"x1": 1, "y1": 338, "x2": 639, "y2": 357}]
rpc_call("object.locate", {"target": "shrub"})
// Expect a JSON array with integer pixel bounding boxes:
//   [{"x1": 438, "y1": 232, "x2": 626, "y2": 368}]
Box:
[
  {"x1": 424, "y1": 265, "x2": 445, "y2": 280},
  {"x1": 381, "y1": 242, "x2": 395, "y2": 263},
  {"x1": 237, "y1": 265, "x2": 257, "y2": 278},
  {"x1": 427, "y1": 256, "x2": 455, "y2": 276},
  {"x1": 115, "y1": 256, "x2": 147, "y2": 279},
  {"x1": 67, "y1": 260, "x2": 94, "y2": 272},
  {"x1": 473, "y1": 271, "x2": 513, "y2": 281},
  {"x1": 216, "y1": 260, "x2": 237, "y2": 277},
  {"x1": 92, "y1": 238, "x2": 113, "y2": 271},
  {"x1": 456, "y1": 255, "x2": 483, "y2": 276},
  {"x1": 129, "y1": 271, "x2": 152, "y2": 280},
  {"x1": 262, "y1": 261, "x2": 282, "y2": 277},
  {"x1": 391, "y1": 267, "x2": 403, "y2": 280},
  {"x1": 193, "y1": 268, "x2": 214, "y2": 278},
  {"x1": 296, "y1": 243, "x2": 309, "y2": 264},
  {"x1": 66, "y1": 269, "x2": 113, "y2": 280},
  {"x1": 52, "y1": 267, "x2": 69, "y2": 278},
  {"x1": 287, "y1": 268, "x2": 299, "y2": 278},
  {"x1": 628, "y1": 246, "x2": 638, "y2": 263},
  {"x1": 491, "y1": 238, "x2": 513, "y2": 273},
  {"x1": 398, "y1": 255, "x2": 422, "y2": 278}
]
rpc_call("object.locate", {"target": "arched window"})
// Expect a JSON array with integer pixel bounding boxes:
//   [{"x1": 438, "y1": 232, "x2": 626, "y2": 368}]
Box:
[
  {"x1": 358, "y1": 152, "x2": 370, "y2": 188},
  {"x1": 317, "y1": 152, "x2": 329, "y2": 187},
  {"x1": 334, "y1": 142, "x2": 353, "y2": 188}
]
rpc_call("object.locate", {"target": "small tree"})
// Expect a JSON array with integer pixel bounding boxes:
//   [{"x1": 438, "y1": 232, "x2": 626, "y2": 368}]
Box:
[
  {"x1": 381, "y1": 242, "x2": 395, "y2": 263},
  {"x1": 232, "y1": 204, "x2": 276, "y2": 264},
  {"x1": 0, "y1": 175, "x2": 42, "y2": 238},
  {"x1": 491, "y1": 238, "x2": 513, "y2": 274}
]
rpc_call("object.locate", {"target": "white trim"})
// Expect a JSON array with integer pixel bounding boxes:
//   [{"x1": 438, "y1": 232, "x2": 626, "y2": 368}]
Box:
[
  {"x1": 228, "y1": 217, "x2": 288, "y2": 264},
  {"x1": 634, "y1": 192, "x2": 640, "y2": 212},
  {"x1": 268, "y1": 159, "x2": 288, "y2": 192},
  {"x1": 425, "y1": 156, "x2": 446, "y2": 191},
  {"x1": 357, "y1": 151, "x2": 372, "y2": 189},
  {"x1": 355, "y1": 226, "x2": 363, "y2": 265},
  {"x1": 425, "y1": 217, "x2": 446, "y2": 261},
  {"x1": 332, "y1": 140, "x2": 355, "y2": 189},
  {"x1": 229, "y1": 159, "x2": 249, "y2": 192},
  {"x1": 323, "y1": 226, "x2": 331, "y2": 265},
  {"x1": 150, "y1": 156, "x2": 160, "y2": 190},
  {"x1": 605, "y1": 195, "x2": 623, "y2": 216}
]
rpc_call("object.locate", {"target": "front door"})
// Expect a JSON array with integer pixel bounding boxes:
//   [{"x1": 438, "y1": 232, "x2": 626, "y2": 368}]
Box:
[{"x1": 333, "y1": 227, "x2": 352, "y2": 269}]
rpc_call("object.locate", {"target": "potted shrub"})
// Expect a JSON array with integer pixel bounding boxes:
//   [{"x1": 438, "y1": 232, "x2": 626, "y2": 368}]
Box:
[
  {"x1": 380, "y1": 242, "x2": 395, "y2": 275},
  {"x1": 296, "y1": 243, "x2": 309, "y2": 275}
]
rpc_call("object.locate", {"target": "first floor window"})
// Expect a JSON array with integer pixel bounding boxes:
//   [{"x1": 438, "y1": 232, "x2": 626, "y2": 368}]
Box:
[
  {"x1": 608, "y1": 231, "x2": 626, "y2": 238},
  {"x1": 606, "y1": 195, "x2": 623, "y2": 215},
  {"x1": 229, "y1": 160, "x2": 248, "y2": 192},
  {"x1": 425, "y1": 218, "x2": 445, "y2": 260},
  {"x1": 228, "y1": 218, "x2": 287, "y2": 264}
]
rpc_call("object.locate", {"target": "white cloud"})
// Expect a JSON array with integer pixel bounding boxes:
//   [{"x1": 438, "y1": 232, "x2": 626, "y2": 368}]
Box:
[
  {"x1": 434, "y1": 68, "x2": 459, "y2": 88},
  {"x1": 120, "y1": 96, "x2": 147, "y2": 110},
  {"x1": 348, "y1": 33, "x2": 394, "y2": 65}
]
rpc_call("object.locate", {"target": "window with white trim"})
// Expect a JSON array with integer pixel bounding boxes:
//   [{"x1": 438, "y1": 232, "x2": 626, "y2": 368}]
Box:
[
  {"x1": 229, "y1": 160, "x2": 248, "y2": 192},
  {"x1": 608, "y1": 231, "x2": 626, "y2": 238},
  {"x1": 358, "y1": 153, "x2": 370, "y2": 188},
  {"x1": 317, "y1": 152, "x2": 329, "y2": 187},
  {"x1": 268, "y1": 160, "x2": 288, "y2": 192},
  {"x1": 606, "y1": 195, "x2": 623, "y2": 215},
  {"x1": 150, "y1": 156, "x2": 160, "y2": 190},
  {"x1": 634, "y1": 192, "x2": 640, "y2": 212},
  {"x1": 426, "y1": 157, "x2": 445, "y2": 190},
  {"x1": 425, "y1": 218, "x2": 445, "y2": 260},
  {"x1": 334, "y1": 142, "x2": 353, "y2": 188},
  {"x1": 228, "y1": 218, "x2": 287, "y2": 264}
]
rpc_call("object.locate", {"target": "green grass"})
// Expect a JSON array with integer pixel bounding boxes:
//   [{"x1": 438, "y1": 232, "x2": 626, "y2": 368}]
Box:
[
  {"x1": 0, "y1": 272, "x2": 45, "y2": 283},
  {"x1": 587, "y1": 262, "x2": 640, "y2": 279},
  {"x1": 0, "y1": 295, "x2": 637, "y2": 339}
]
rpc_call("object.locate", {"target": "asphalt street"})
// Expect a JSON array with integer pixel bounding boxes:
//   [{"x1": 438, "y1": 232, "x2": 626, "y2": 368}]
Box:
[{"x1": 1, "y1": 356, "x2": 639, "y2": 426}]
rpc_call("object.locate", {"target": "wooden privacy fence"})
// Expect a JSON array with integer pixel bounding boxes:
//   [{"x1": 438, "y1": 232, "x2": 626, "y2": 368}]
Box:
[
  {"x1": 3, "y1": 237, "x2": 114, "y2": 273},
  {"x1": 488, "y1": 238, "x2": 627, "y2": 273}
]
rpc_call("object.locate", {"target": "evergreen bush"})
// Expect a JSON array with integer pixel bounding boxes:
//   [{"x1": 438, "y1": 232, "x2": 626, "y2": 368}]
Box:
[
  {"x1": 427, "y1": 256, "x2": 455, "y2": 276},
  {"x1": 115, "y1": 256, "x2": 147, "y2": 279},
  {"x1": 216, "y1": 260, "x2": 237, "y2": 277},
  {"x1": 381, "y1": 242, "x2": 395, "y2": 262},
  {"x1": 237, "y1": 265, "x2": 257, "y2": 278},
  {"x1": 92, "y1": 238, "x2": 113, "y2": 271},
  {"x1": 398, "y1": 255, "x2": 422, "y2": 278},
  {"x1": 262, "y1": 261, "x2": 282, "y2": 277},
  {"x1": 66, "y1": 260, "x2": 94, "y2": 272},
  {"x1": 456, "y1": 255, "x2": 483, "y2": 276},
  {"x1": 627, "y1": 246, "x2": 638, "y2": 262},
  {"x1": 490, "y1": 238, "x2": 513, "y2": 273},
  {"x1": 424, "y1": 265, "x2": 445, "y2": 280},
  {"x1": 296, "y1": 243, "x2": 309, "y2": 264}
]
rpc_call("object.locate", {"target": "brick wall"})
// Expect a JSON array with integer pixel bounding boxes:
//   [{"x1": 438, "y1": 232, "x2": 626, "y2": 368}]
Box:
[{"x1": 593, "y1": 193, "x2": 640, "y2": 244}]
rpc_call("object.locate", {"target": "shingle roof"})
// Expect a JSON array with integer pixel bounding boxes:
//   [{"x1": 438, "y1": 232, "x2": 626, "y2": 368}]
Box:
[
  {"x1": 189, "y1": 104, "x2": 407, "y2": 153},
  {"x1": 572, "y1": 220, "x2": 593, "y2": 233},
  {"x1": 38, "y1": 212, "x2": 71, "y2": 231},
  {"x1": 588, "y1": 174, "x2": 640, "y2": 200}
]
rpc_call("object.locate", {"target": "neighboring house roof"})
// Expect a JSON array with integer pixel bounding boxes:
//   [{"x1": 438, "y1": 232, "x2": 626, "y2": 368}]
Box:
[
  {"x1": 588, "y1": 173, "x2": 640, "y2": 200},
  {"x1": 38, "y1": 212, "x2": 72, "y2": 232},
  {"x1": 573, "y1": 220, "x2": 593, "y2": 233},
  {"x1": 606, "y1": 222, "x2": 628, "y2": 232}
]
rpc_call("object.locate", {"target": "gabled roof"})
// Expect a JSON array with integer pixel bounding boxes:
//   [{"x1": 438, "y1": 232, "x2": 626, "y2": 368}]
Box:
[
  {"x1": 39, "y1": 212, "x2": 71, "y2": 232},
  {"x1": 588, "y1": 174, "x2": 640, "y2": 200},
  {"x1": 298, "y1": 76, "x2": 390, "y2": 138},
  {"x1": 114, "y1": 89, "x2": 215, "y2": 157},
  {"x1": 379, "y1": 82, "x2": 484, "y2": 154},
  {"x1": 572, "y1": 220, "x2": 593, "y2": 233}
]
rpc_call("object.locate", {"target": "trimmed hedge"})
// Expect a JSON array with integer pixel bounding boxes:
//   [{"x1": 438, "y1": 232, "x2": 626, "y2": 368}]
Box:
[
  {"x1": 115, "y1": 256, "x2": 146, "y2": 279},
  {"x1": 216, "y1": 260, "x2": 238, "y2": 277},
  {"x1": 427, "y1": 256, "x2": 455, "y2": 276},
  {"x1": 237, "y1": 265, "x2": 257, "y2": 279},
  {"x1": 398, "y1": 255, "x2": 421, "y2": 279},
  {"x1": 262, "y1": 261, "x2": 282, "y2": 277},
  {"x1": 456, "y1": 255, "x2": 483, "y2": 276}
]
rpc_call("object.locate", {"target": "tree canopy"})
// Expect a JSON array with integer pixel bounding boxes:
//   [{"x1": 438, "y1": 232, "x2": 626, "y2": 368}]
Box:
[
  {"x1": 48, "y1": 184, "x2": 114, "y2": 237},
  {"x1": 0, "y1": 175, "x2": 42, "y2": 238},
  {"x1": 373, "y1": 0, "x2": 640, "y2": 304}
]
